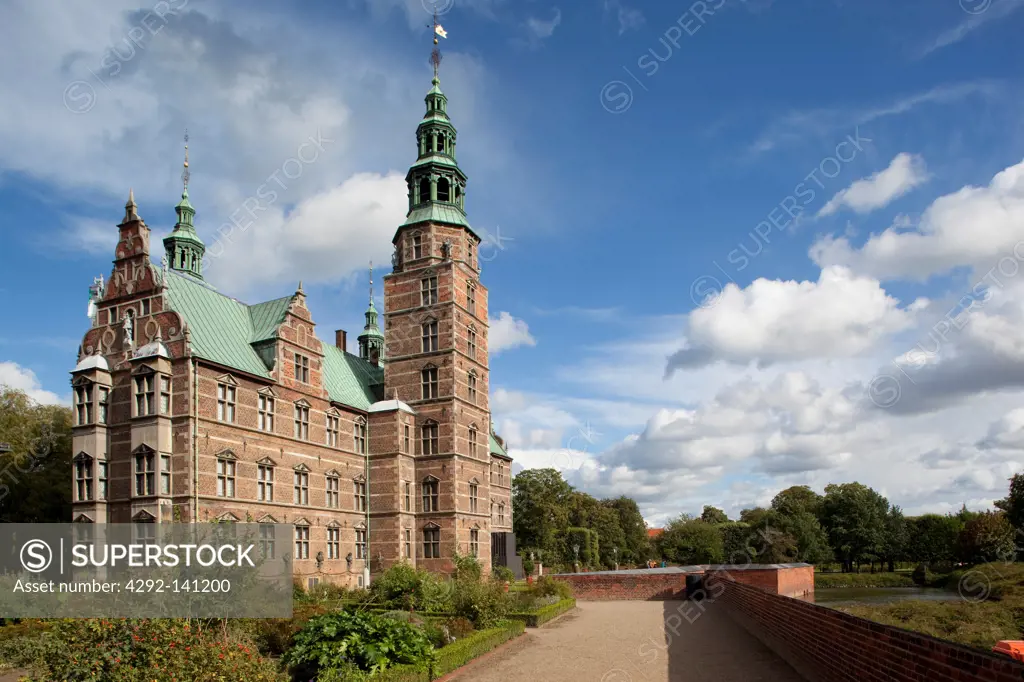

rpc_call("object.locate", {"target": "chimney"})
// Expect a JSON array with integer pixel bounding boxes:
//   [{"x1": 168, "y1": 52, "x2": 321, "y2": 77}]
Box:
[{"x1": 335, "y1": 329, "x2": 347, "y2": 351}]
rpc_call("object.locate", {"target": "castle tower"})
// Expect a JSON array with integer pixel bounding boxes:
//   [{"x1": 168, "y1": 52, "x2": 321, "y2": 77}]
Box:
[
  {"x1": 163, "y1": 132, "x2": 206, "y2": 279},
  {"x1": 357, "y1": 264, "x2": 385, "y2": 367},
  {"x1": 378, "y1": 40, "x2": 492, "y2": 573}
]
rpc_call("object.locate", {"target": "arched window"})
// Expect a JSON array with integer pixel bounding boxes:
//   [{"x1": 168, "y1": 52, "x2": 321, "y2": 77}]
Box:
[
  {"x1": 418, "y1": 178, "x2": 430, "y2": 205},
  {"x1": 437, "y1": 177, "x2": 450, "y2": 202}
]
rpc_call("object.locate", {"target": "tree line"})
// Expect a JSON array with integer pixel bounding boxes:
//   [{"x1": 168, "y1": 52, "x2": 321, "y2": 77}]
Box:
[{"x1": 513, "y1": 467, "x2": 1022, "y2": 572}]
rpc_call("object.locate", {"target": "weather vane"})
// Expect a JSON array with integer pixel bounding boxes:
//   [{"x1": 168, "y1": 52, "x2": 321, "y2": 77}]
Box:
[
  {"x1": 427, "y1": 10, "x2": 447, "y2": 79},
  {"x1": 181, "y1": 129, "x2": 190, "y2": 190}
]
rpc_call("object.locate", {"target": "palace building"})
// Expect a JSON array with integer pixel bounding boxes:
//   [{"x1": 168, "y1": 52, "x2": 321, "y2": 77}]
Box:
[{"x1": 69, "y1": 63, "x2": 520, "y2": 587}]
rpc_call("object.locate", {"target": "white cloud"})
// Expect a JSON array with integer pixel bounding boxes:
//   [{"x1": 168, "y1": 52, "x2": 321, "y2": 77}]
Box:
[
  {"x1": 818, "y1": 153, "x2": 929, "y2": 217},
  {"x1": 0, "y1": 362, "x2": 65, "y2": 405},
  {"x1": 666, "y1": 266, "x2": 920, "y2": 373},
  {"x1": 488, "y1": 312, "x2": 536, "y2": 354},
  {"x1": 811, "y1": 157, "x2": 1024, "y2": 281},
  {"x1": 603, "y1": 0, "x2": 644, "y2": 34},
  {"x1": 526, "y1": 8, "x2": 561, "y2": 40},
  {"x1": 917, "y1": 0, "x2": 1024, "y2": 57}
]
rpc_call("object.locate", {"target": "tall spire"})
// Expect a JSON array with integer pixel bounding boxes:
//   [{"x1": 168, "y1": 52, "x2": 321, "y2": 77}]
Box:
[
  {"x1": 123, "y1": 187, "x2": 139, "y2": 223},
  {"x1": 164, "y1": 129, "x2": 206, "y2": 279},
  {"x1": 358, "y1": 261, "x2": 384, "y2": 367}
]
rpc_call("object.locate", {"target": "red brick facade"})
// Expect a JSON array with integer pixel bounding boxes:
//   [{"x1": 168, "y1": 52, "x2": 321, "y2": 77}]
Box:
[
  {"x1": 706, "y1": 574, "x2": 1024, "y2": 682},
  {"x1": 551, "y1": 565, "x2": 815, "y2": 601}
]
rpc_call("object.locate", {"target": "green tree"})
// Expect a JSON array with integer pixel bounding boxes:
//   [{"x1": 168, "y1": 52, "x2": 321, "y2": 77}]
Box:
[
  {"x1": 908, "y1": 514, "x2": 961, "y2": 568},
  {"x1": 820, "y1": 483, "x2": 889, "y2": 572},
  {"x1": 0, "y1": 387, "x2": 72, "y2": 523},
  {"x1": 512, "y1": 468, "x2": 573, "y2": 556},
  {"x1": 658, "y1": 516, "x2": 723, "y2": 565},
  {"x1": 739, "y1": 507, "x2": 771, "y2": 526},
  {"x1": 771, "y1": 486, "x2": 824, "y2": 519},
  {"x1": 603, "y1": 496, "x2": 650, "y2": 565},
  {"x1": 700, "y1": 505, "x2": 729, "y2": 524},
  {"x1": 995, "y1": 474, "x2": 1024, "y2": 530},
  {"x1": 719, "y1": 522, "x2": 753, "y2": 563},
  {"x1": 881, "y1": 506, "x2": 910, "y2": 572},
  {"x1": 777, "y1": 511, "x2": 833, "y2": 565},
  {"x1": 958, "y1": 511, "x2": 1016, "y2": 564}
]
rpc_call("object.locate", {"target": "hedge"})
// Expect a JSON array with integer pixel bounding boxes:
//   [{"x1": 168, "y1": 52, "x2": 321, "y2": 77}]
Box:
[
  {"x1": 508, "y1": 598, "x2": 576, "y2": 628},
  {"x1": 367, "y1": 620, "x2": 525, "y2": 681}
]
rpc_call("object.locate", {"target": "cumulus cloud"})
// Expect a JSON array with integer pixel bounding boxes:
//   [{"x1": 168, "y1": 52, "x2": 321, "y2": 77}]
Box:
[
  {"x1": 666, "y1": 266, "x2": 920, "y2": 374},
  {"x1": 811, "y1": 157, "x2": 1024, "y2": 281},
  {"x1": 488, "y1": 312, "x2": 536, "y2": 354},
  {"x1": 818, "y1": 153, "x2": 929, "y2": 217},
  {"x1": 0, "y1": 362, "x2": 65, "y2": 405}
]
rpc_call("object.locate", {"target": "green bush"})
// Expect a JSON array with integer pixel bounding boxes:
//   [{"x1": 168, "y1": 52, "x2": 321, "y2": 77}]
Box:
[
  {"x1": 433, "y1": 621, "x2": 524, "y2": 677},
  {"x1": 491, "y1": 565, "x2": 515, "y2": 583},
  {"x1": 283, "y1": 610, "x2": 435, "y2": 679},
  {"x1": 509, "y1": 598, "x2": 576, "y2": 627},
  {"x1": 24, "y1": 618, "x2": 285, "y2": 681},
  {"x1": 533, "y1": 576, "x2": 573, "y2": 600},
  {"x1": 452, "y1": 552, "x2": 483, "y2": 582},
  {"x1": 451, "y1": 579, "x2": 509, "y2": 628},
  {"x1": 522, "y1": 558, "x2": 535, "y2": 576},
  {"x1": 372, "y1": 563, "x2": 425, "y2": 611}
]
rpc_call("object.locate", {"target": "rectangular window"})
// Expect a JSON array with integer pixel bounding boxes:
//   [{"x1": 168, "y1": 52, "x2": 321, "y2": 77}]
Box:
[
  {"x1": 326, "y1": 475, "x2": 340, "y2": 508},
  {"x1": 356, "y1": 528, "x2": 367, "y2": 559},
  {"x1": 217, "y1": 384, "x2": 236, "y2": 423},
  {"x1": 75, "y1": 457, "x2": 93, "y2": 501},
  {"x1": 467, "y1": 283, "x2": 476, "y2": 316},
  {"x1": 216, "y1": 458, "x2": 235, "y2": 498},
  {"x1": 421, "y1": 423, "x2": 439, "y2": 455},
  {"x1": 327, "y1": 527, "x2": 341, "y2": 560},
  {"x1": 75, "y1": 384, "x2": 93, "y2": 425},
  {"x1": 498, "y1": 504, "x2": 506, "y2": 525},
  {"x1": 421, "y1": 277, "x2": 438, "y2": 306},
  {"x1": 259, "y1": 524, "x2": 276, "y2": 559},
  {"x1": 422, "y1": 321, "x2": 438, "y2": 353},
  {"x1": 468, "y1": 372, "x2": 477, "y2": 403},
  {"x1": 294, "y1": 526, "x2": 309, "y2": 560},
  {"x1": 404, "y1": 425, "x2": 411, "y2": 453},
  {"x1": 97, "y1": 460, "x2": 108, "y2": 500},
  {"x1": 405, "y1": 529, "x2": 412, "y2": 559},
  {"x1": 160, "y1": 376, "x2": 171, "y2": 415},
  {"x1": 353, "y1": 420, "x2": 367, "y2": 454},
  {"x1": 97, "y1": 387, "x2": 109, "y2": 424},
  {"x1": 258, "y1": 464, "x2": 274, "y2": 501},
  {"x1": 258, "y1": 395, "x2": 275, "y2": 432},
  {"x1": 294, "y1": 470, "x2": 309, "y2": 505},
  {"x1": 294, "y1": 353, "x2": 309, "y2": 383},
  {"x1": 326, "y1": 414, "x2": 340, "y2": 447},
  {"x1": 468, "y1": 329, "x2": 477, "y2": 357},
  {"x1": 413, "y1": 234, "x2": 422, "y2": 259},
  {"x1": 470, "y1": 529, "x2": 479, "y2": 557},
  {"x1": 135, "y1": 375, "x2": 155, "y2": 416},
  {"x1": 354, "y1": 480, "x2": 367, "y2": 512},
  {"x1": 141, "y1": 298, "x2": 151, "y2": 316},
  {"x1": 161, "y1": 454, "x2": 171, "y2": 495},
  {"x1": 404, "y1": 481, "x2": 411, "y2": 512},
  {"x1": 134, "y1": 521, "x2": 156, "y2": 545},
  {"x1": 421, "y1": 368, "x2": 438, "y2": 400},
  {"x1": 469, "y1": 429, "x2": 477, "y2": 457},
  {"x1": 134, "y1": 452, "x2": 155, "y2": 496},
  {"x1": 423, "y1": 528, "x2": 440, "y2": 559},
  {"x1": 469, "y1": 482, "x2": 478, "y2": 513},
  {"x1": 294, "y1": 404, "x2": 309, "y2": 440},
  {"x1": 422, "y1": 479, "x2": 439, "y2": 512}
]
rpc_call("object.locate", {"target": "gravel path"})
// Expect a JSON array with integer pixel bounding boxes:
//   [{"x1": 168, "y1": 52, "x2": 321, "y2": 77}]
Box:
[{"x1": 448, "y1": 601, "x2": 804, "y2": 682}]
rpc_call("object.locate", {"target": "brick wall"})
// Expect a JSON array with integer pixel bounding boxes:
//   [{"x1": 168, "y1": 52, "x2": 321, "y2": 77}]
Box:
[
  {"x1": 553, "y1": 572, "x2": 693, "y2": 600},
  {"x1": 706, "y1": 574, "x2": 1024, "y2": 682}
]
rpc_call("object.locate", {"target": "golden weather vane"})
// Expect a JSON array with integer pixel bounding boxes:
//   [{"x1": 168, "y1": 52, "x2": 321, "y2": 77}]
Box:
[{"x1": 427, "y1": 9, "x2": 447, "y2": 78}]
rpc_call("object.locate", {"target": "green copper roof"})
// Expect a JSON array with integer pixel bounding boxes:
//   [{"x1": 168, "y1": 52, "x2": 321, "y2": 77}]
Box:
[
  {"x1": 401, "y1": 203, "x2": 474, "y2": 233},
  {"x1": 409, "y1": 154, "x2": 461, "y2": 171},
  {"x1": 164, "y1": 270, "x2": 382, "y2": 410},
  {"x1": 489, "y1": 433, "x2": 508, "y2": 458}
]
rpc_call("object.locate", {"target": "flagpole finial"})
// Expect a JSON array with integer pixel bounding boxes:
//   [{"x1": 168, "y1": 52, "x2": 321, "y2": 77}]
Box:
[{"x1": 428, "y1": 9, "x2": 447, "y2": 78}]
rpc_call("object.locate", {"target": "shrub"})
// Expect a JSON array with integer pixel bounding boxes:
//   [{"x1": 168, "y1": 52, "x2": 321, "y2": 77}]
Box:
[
  {"x1": 510, "y1": 598, "x2": 576, "y2": 627},
  {"x1": 420, "y1": 572, "x2": 455, "y2": 613},
  {"x1": 491, "y1": 565, "x2": 515, "y2": 584},
  {"x1": 443, "y1": 617, "x2": 476, "y2": 640},
  {"x1": 452, "y1": 551, "x2": 482, "y2": 582},
  {"x1": 433, "y1": 621, "x2": 524, "y2": 678},
  {"x1": 283, "y1": 610, "x2": 435, "y2": 679},
  {"x1": 372, "y1": 563, "x2": 425, "y2": 611},
  {"x1": 522, "y1": 558, "x2": 535, "y2": 576},
  {"x1": 451, "y1": 578, "x2": 509, "y2": 629},
  {"x1": 533, "y1": 576, "x2": 573, "y2": 600},
  {"x1": 25, "y1": 618, "x2": 285, "y2": 681}
]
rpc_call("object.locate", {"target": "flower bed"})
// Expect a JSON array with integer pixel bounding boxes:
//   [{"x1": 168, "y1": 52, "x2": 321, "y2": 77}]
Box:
[{"x1": 508, "y1": 598, "x2": 576, "y2": 627}]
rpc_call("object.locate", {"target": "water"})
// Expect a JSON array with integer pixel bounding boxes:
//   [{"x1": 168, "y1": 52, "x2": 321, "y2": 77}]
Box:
[{"x1": 813, "y1": 587, "x2": 957, "y2": 608}]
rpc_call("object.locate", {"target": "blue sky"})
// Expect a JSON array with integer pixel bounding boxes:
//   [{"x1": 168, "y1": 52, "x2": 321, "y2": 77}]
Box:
[{"x1": 2, "y1": 0, "x2": 1024, "y2": 524}]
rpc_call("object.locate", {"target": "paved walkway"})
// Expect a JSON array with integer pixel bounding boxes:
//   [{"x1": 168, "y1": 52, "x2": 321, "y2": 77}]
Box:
[{"x1": 449, "y1": 601, "x2": 804, "y2": 682}]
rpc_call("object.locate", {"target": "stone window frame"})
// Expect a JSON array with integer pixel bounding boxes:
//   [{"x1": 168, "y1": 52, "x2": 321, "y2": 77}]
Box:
[
  {"x1": 468, "y1": 477, "x2": 479, "y2": 514},
  {"x1": 132, "y1": 510, "x2": 157, "y2": 544},
  {"x1": 257, "y1": 387, "x2": 276, "y2": 433},
  {"x1": 293, "y1": 463, "x2": 311, "y2": 506},
  {"x1": 216, "y1": 374, "x2": 238, "y2": 423},
  {"x1": 72, "y1": 377, "x2": 94, "y2": 426},
  {"x1": 421, "y1": 364, "x2": 439, "y2": 400},
  {"x1": 467, "y1": 369, "x2": 478, "y2": 403},
  {"x1": 294, "y1": 521, "x2": 311, "y2": 560},
  {"x1": 421, "y1": 419, "x2": 439, "y2": 455},
  {"x1": 74, "y1": 452, "x2": 94, "y2": 501},
  {"x1": 422, "y1": 475, "x2": 439, "y2": 512},
  {"x1": 412, "y1": 231, "x2": 423, "y2": 260},
  {"x1": 469, "y1": 424, "x2": 479, "y2": 457},
  {"x1": 326, "y1": 408, "x2": 341, "y2": 448},
  {"x1": 469, "y1": 525, "x2": 480, "y2": 557},
  {"x1": 293, "y1": 352, "x2": 310, "y2": 384},
  {"x1": 466, "y1": 280, "x2": 477, "y2": 317},
  {"x1": 257, "y1": 457, "x2": 276, "y2": 502},
  {"x1": 353, "y1": 473, "x2": 367, "y2": 512},
  {"x1": 132, "y1": 366, "x2": 158, "y2": 418},
  {"x1": 326, "y1": 521, "x2": 341, "y2": 560},
  {"x1": 355, "y1": 522, "x2": 368, "y2": 560},
  {"x1": 216, "y1": 449, "x2": 237, "y2": 498},
  {"x1": 467, "y1": 324, "x2": 477, "y2": 358},
  {"x1": 258, "y1": 518, "x2": 277, "y2": 559},
  {"x1": 132, "y1": 444, "x2": 156, "y2": 497},
  {"x1": 325, "y1": 469, "x2": 341, "y2": 509},
  {"x1": 421, "y1": 317, "x2": 439, "y2": 353},
  {"x1": 421, "y1": 275, "x2": 438, "y2": 306},
  {"x1": 294, "y1": 399, "x2": 311, "y2": 441},
  {"x1": 422, "y1": 522, "x2": 441, "y2": 559},
  {"x1": 353, "y1": 416, "x2": 367, "y2": 454}
]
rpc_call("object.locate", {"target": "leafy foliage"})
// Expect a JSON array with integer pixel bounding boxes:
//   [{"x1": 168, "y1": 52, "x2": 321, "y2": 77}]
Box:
[
  {"x1": 700, "y1": 506, "x2": 729, "y2": 524},
  {"x1": 995, "y1": 473, "x2": 1024, "y2": 531},
  {"x1": 958, "y1": 511, "x2": 1016, "y2": 564},
  {"x1": 658, "y1": 517, "x2": 723, "y2": 564},
  {"x1": 283, "y1": 610, "x2": 435, "y2": 679}
]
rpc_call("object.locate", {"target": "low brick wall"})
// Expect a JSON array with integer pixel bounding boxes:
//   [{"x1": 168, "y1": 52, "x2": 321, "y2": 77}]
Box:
[
  {"x1": 707, "y1": 565, "x2": 814, "y2": 599},
  {"x1": 553, "y1": 571, "x2": 692, "y2": 600},
  {"x1": 706, "y1": 574, "x2": 1024, "y2": 682}
]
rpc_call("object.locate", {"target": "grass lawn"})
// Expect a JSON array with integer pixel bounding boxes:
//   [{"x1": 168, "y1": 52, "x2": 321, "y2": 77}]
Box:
[{"x1": 814, "y1": 572, "x2": 917, "y2": 588}]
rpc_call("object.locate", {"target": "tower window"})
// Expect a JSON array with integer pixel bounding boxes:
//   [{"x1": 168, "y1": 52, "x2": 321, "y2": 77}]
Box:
[
  {"x1": 421, "y1": 423, "x2": 439, "y2": 455},
  {"x1": 418, "y1": 177, "x2": 429, "y2": 205},
  {"x1": 75, "y1": 383, "x2": 93, "y2": 425},
  {"x1": 421, "y1": 277, "x2": 438, "y2": 306},
  {"x1": 422, "y1": 321, "x2": 438, "y2": 353},
  {"x1": 469, "y1": 482, "x2": 478, "y2": 513},
  {"x1": 468, "y1": 371, "x2": 477, "y2": 403},
  {"x1": 405, "y1": 481, "x2": 411, "y2": 511},
  {"x1": 404, "y1": 425, "x2": 411, "y2": 453},
  {"x1": 161, "y1": 455, "x2": 171, "y2": 495},
  {"x1": 423, "y1": 527, "x2": 440, "y2": 558},
  {"x1": 413, "y1": 234, "x2": 423, "y2": 259},
  {"x1": 326, "y1": 475, "x2": 340, "y2": 508},
  {"x1": 135, "y1": 375, "x2": 155, "y2": 417},
  {"x1": 98, "y1": 460, "x2": 108, "y2": 500},
  {"x1": 356, "y1": 528, "x2": 368, "y2": 559},
  {"x1": 354, "y1": 479, "x2": 367, "y2": 512},
  {"x1": 467, "y1": 283, "x2": 476, "y2": 316},
  {"x1": 470, "y1": 528, "x2": 479, "y2": 557},
  {"x1": 469, "y1": 425, "x2": 478, "y2": 457},
  {"x1": 421, "y1": 367, "x2": 438, "y2": 399},
  {"x1": 468, "y1": 328, "x2": 477, "y2": 357},
  {"x1": 354, "y1": 419, "x2": 367, "y2": 454},
  {"x1": 422, "y1": 478, "x2": 439, "y2": 511},
  {"x1": 75, "y1": 455, "x2": 94, "y2": 501},
  {"x1": 437, "y1": 177, "x2": 450, "y2": 202},
  {"x1": 134, "y1": 451, "x2": 155, "y2": 496}
]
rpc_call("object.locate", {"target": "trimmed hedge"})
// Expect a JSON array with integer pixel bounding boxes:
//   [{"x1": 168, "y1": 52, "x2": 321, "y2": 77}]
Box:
[
  {"x1": 369, "y1": 620, "x2": 525, "y2": 681},
  {"x1": 509, "y1": 598, "x2": 576, "y2": 627}
]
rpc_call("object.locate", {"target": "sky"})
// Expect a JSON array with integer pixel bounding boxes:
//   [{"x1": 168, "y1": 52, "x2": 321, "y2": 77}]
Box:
[{"x1": 2, "y1": 0, "x2": 1024, "y2": 526}]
